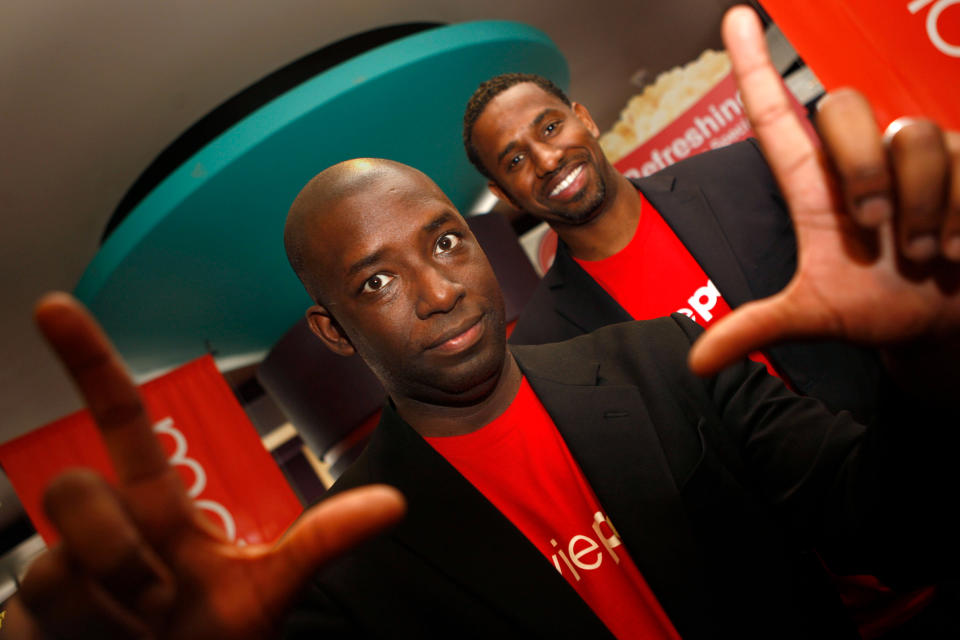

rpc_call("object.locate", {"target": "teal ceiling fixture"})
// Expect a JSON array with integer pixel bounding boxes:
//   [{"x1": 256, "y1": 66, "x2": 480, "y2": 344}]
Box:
[{"x1": 74, "y1": 21, "x2": 568, "y2": 376}]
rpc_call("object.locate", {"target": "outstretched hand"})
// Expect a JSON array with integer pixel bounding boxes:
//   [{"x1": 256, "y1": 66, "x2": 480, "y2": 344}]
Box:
[
  {"x1": 14, "y1": 293, "x2": 405, "y2": 639},
  {"x1": 689, "y1": 6, "x2": 960, "y2": 382}
]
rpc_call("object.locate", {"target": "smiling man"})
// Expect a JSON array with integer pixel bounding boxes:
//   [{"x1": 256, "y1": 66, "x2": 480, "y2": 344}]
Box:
[
  {"x1": 11, "y1": 8, "x2": 960, "y2": 639},
  {"x1": 463, "y1": 74, "x2": 887, "y2": 426},
  {"x1": 461, "y1": 56, "x2": 960, "y2": 640}
]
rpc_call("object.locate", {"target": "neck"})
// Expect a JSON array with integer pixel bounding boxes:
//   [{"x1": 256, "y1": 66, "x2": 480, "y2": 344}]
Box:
[
  {"x1": 555, "y1": 172, "x2": 641, "y2": 261},
  {"x1": 392, "y1": 351, "x2": 523, "y2": 438}
]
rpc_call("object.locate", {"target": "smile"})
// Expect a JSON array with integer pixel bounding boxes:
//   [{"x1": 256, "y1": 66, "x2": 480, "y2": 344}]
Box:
[
  {"x1": 549, "y1": 164, "x2": 584, "y2": 197},
  {"x1": 427, "y1": 317, "x2": 485, "y2": 354}
]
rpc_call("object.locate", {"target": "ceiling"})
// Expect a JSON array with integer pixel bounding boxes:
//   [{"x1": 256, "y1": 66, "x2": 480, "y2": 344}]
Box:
[{"x1": 0, "y1": 0, "x2": 747, "y2": 527}]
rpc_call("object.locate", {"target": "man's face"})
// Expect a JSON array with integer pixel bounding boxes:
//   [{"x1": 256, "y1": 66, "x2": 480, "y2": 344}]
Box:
[
  {"x1": 306, "y1": 170, "x2": 508, "y2": 407},
  {"x1": 472, "y1": 83, "x2": 614, "y2": 226}
]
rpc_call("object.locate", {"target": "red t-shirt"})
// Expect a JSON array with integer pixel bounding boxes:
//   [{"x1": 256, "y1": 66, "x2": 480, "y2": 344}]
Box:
[
  {"x1": 577, "y1": 192, "x2": 936, "y2": 636},
  {"x1": 575, "y1": 192, "x2": 781, "y2": 380},
  {"x1": 427, "y1": 377, "x2": 681, "y2": 640}
]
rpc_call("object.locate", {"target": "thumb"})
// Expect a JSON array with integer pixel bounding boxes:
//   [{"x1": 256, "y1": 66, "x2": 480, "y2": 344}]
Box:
[
  {"x1": 688, "y1": 293, "x2": 798, "y2": 377},
  {"x1": 259, "y1": 484, "x2": 405, "y2": 607}
]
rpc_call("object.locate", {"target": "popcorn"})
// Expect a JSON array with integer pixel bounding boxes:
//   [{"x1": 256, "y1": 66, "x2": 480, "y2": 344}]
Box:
[{"x1": 599, "y1": 50, "x2": 732, "y2": 163}]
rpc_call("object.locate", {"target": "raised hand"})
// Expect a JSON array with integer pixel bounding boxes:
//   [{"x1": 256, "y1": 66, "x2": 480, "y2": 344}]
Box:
[
  {"x1": 689, "y1": 6, "x2": 960, "y2": 386},
  {"x1": 12, "y1": 293, "x2": 405, "y2": 639}
]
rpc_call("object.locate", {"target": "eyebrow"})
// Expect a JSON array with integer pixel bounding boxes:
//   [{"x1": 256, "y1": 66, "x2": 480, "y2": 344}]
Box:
[
  {"x1": 345, "y1": 212, "x2": 456, "y2": 279},
  {"x1": 495, "y1": 108, "x2": 553, "y2": 165},
  {"x1": 346, "y1": 249, "x2": 385, "y2": 279},
  {"x1": 423, "y1": 211, "x2": 455, "y2": 233}
]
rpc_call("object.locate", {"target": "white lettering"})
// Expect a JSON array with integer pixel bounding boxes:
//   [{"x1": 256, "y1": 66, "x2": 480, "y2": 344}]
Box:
[
  {"x1": 548, "y1": 511, "x2": 624, "y2": 581},
  {"x1": 671, "y1": 137, "x2": 690, "y2": 159},
  {"x1": 635, "y1": 96, "x2": 750, "y2": 175},
  {"x1": 550, "y1": 538, "x2": 581, "y2": 581},
  {"x1": 688, "y1": 279, "x2": 720, "y2": 322},
  {"x1": 153, "y1": 417, "x2": 240, "y2": 543},
  {"x1": 569, "y1": 534, "x2": 602, "y2": 570},
  {"x1": 909, "y1": 0, "x2": 960, "y2": 57},
  {"x1": 685, "y1": 127, "x2": 705, "y2": 149},
  {"x1": 591, "y1": 511, "x2": 621, "y2": 564}
]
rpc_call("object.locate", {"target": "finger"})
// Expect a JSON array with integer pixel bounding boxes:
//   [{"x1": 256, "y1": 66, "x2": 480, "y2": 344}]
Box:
[
  {"x1": 944, "y1": 131, "x2": 960, "y2": 260},
  {"x1": 722, "y1": 6, "x2": 819, "y2": 207},
  {"x1": 43, "y1": 469, "x2": 176, "y2": 624},
  {"x1": 34, "y1": 292, "x2": 170, "y2": 484},
  {"x1": 259, "y1": 485, "x2": 405, "y2": 610},
  {"x1": 19, "y1": 546, "x2": 151, "y2": 639},
  {"x1": 688, "y1": 292, "x2": 826, "y2": 377},
  {"x1": 816, "y1": 90, "x2": 892, "y2": 228},
  {"x1": 886, "y1": 118, "x2": 951, "y2": 262}
]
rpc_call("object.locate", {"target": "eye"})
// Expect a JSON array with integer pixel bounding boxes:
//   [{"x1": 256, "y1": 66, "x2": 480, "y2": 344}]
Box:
[
  {"x1": 361, "y1": 273, "x2": 395, "y2": 293},
  {"x1": 434, "y1": 232, "x2": 462, "y2": 255},
  {"x1": 507, "y1": 153, "x2": 524, "y2": 170},
  {"x1": 544, "y1": 120, "x2": 561, "y2": 135}
]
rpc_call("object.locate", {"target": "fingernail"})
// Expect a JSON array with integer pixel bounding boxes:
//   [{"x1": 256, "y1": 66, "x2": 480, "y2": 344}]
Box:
[
  {"x1": 855, "y1": 195, "x2": 892, "y2": 227},
  {"x1": 945, "y1": 235, "x2": 960, "y2": 261},
  {"x1": 906, "y1": 234, "x2": 938, "y2": 261}
]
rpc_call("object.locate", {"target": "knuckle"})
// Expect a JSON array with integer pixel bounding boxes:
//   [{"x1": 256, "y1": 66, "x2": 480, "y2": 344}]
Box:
[
  {"x1": 43, "y1": 469, "x2": 109, "y2": 514},
  {"x1": 889, "y1": 118, "x2": 943, "y2": 151},
  {"x1": 901, "y1": 203, "x2": 941, "y2": 225},
  {"x1": 839, "y1": 164, "x2": 890, "y2": 194},
  {"x1": 817, "y1": 88, "x2": 864, "y2": 112}
]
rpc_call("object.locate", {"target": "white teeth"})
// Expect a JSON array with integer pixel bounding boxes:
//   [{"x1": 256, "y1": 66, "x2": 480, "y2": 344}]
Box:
[{"x1": 550, "y1": 165, "x2": 583, "y2": 197}]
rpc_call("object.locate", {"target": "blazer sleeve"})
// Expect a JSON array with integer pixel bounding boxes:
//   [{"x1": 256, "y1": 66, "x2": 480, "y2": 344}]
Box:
[
  {"x1": 596, "y1": 316, "x2": 960, "y2": 587},
  {"x1": 677, "y1": 317, "x2": 960, "y2": 586}
]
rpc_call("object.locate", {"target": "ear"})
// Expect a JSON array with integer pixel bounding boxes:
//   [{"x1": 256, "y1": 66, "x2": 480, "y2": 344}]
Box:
[
  {"x1": 572, "y1": 102, "x2": 600, "y2": 138},
  {"x1": 487, "y1": 180, "x2": 510, "y2": 205},
  {"x1": 306, "y1": 304, "x2": 356, "y2": 357}
]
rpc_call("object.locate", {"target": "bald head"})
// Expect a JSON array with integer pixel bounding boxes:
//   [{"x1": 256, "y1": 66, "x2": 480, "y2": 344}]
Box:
[{"x1": 284, "y1": 158, "x2": 443, "y2": 303}]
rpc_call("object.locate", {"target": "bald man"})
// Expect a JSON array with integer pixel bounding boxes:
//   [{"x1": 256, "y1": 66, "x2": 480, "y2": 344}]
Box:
[{"x1": 11, "y1": 8, "x2": 960, "y2": 639}]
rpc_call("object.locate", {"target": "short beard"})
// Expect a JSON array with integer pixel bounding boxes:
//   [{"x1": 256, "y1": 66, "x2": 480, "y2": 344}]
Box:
[
  {"x1": 553, "y1": 178, "x2": 606, "y2": 225},
  {"x1": 495, "y1": 164, "x2": 608, "y2": 226}
]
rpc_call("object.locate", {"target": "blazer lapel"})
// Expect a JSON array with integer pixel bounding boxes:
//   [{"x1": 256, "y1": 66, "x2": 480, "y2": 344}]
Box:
[
  {"x1": 547, "y1": 241, "x2": 633, "y2": 332},
  {"x1": 513, "y1": 343, "x2": 714, "y2": 640},
  {"x1": 634, "y1": 174, "x2": 755, "y2": 308},
  {"x1": 367, "y1": 406, "x2": 615, "y2": 638}
]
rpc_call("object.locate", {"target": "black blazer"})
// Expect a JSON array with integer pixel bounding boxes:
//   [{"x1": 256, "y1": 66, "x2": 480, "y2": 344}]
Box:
[
  {"x1": 509, "y1": 140, "x2": 883, "y2": 424},
  {"x1": 285, "y1": 319, "x2": 952, "y2": 639}
]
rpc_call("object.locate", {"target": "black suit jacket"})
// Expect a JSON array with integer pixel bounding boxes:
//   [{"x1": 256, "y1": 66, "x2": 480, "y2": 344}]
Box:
[
  {"x1": 509, "y1": 140, "x2": 883, "y2": 424},
  {"x1": 285, "y1": 319, "x2": 953, "y2": 639}
]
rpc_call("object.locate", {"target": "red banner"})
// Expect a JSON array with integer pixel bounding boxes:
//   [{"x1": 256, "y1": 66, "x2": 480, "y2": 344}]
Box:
[
  {"x1": 612, "y1": 69, "x2": 813, "y2": 179},
  {"x1": 0, "y1": 355, "x2": 301, "y2": 545},
  {"x1": 760, "y1": 0, "x2": 960, "y2": 130}
]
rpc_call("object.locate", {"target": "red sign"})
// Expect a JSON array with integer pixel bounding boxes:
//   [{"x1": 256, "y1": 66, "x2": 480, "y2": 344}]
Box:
[
  {"x1": 612, "y1": 70, "x2": 813, "y2": 179},
  {"x1": 760, "y1": 0, "x2": 960, "y2": 130},
  {"x1": 0, "y1": 355, "x2": 301, "y2": 545}
]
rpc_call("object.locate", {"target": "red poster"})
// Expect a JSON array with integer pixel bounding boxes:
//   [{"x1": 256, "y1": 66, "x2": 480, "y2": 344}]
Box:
[
  {"x1": 612, "y1": 70, "x2": 813, "y2": 179},
  {"x1": 0, "y1": 355, "x2": 301, "y2": 545},
  {"x1": 760, "y1": 0, "x2": 960, "y2": 130}
]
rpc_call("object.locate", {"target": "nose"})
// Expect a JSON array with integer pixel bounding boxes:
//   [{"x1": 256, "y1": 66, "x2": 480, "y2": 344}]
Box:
[
  {"x1": 531, "y1": 140, "x2": 563, "y2": 176},
  {"x1": 415, "y1": 265, "x2": 465, "y2": 319}
]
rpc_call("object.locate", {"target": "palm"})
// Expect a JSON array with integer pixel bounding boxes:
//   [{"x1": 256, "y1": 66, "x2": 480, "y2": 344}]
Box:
[
  {"x1": 689, "y1": 7, "x2": 960, "y2": 376},
  {"x1": 19, "y1": 294, "x2": 404, "y2": 639}
]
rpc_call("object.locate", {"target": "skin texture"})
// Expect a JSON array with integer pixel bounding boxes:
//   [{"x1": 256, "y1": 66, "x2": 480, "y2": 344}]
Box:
[
  {"x1": 11, "y1": 6, "x2": 960, "y2": 638},
  {"x1": 288, "y1": 159, "x2": 522, "y2": 436},
  {"x1": 688, "y1": 7, "x2": 960, "y2": 397},
  {"x1": 470, "y1": 83, "x2": 642, "y2": 261}
]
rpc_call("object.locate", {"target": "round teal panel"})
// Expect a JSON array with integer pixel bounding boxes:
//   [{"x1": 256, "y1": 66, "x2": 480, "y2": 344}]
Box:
[{"x1": 74, "y1": 21, "x2": 568, "y2": 375}]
